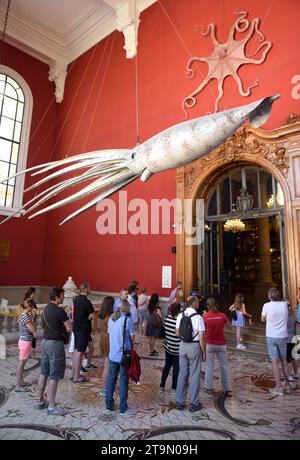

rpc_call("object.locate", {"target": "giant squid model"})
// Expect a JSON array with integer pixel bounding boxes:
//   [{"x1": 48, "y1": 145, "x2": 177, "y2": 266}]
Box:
[{"x1": 0, "y1": 94, "x2": 280, "y2": 225}]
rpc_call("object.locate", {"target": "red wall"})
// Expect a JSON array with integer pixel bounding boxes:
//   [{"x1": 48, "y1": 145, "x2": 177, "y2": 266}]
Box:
[
  {"x1": 1, "y1": 0, "x2": 300, "y2": 295},
  {"x1": 0, "y1": 44, "x2": 56, "y2": 285}
]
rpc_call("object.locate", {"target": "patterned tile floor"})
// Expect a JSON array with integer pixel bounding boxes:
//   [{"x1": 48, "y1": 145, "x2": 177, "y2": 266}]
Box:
[{"x1": 0, "y1": 333, "x2": 299, "y2": 440}]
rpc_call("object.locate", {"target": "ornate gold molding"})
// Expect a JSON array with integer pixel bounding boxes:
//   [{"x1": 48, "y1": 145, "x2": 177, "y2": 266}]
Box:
[
  {"x1": 183, "y1": 127, "x2": 290, "y2": 197},
  {"x1": 286, "y1": 113, "x2": 300, "y2": 125}
]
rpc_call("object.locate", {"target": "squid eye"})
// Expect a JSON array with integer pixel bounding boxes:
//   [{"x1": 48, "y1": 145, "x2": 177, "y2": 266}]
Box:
[{"x1": 131, "y1": 152, "x2": 136, "y2": 159}]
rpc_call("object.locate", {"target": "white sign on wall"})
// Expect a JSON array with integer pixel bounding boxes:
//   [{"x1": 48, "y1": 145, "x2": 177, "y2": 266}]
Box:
[{"x1": 162, "y1": 266, "x2": 172, "y2": 288}]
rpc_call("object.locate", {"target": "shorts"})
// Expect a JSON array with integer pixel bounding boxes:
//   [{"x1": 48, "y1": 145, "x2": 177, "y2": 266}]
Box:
[
  {"x1": 287, "y1": 342, "x2": 295, "y2": 363},
  {"x1": 18, "y1": 339, "x2": 32, "y2": 360},
  {"x1": 40, "y1": 339, "x2": 66, "y2": 380},
  {"x1": 74, "y1": 332, "x2": 92, "y2": 353},
  {"x1": 139, "y1": 309, "x2": 148, "y2": 322},
  {"x1": 266, "y1": 337, "x2": 287, "y2": 360}
]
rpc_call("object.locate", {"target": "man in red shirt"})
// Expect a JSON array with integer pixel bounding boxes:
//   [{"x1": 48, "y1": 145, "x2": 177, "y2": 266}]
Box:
[{"x1": 203, "y1": 298, "x2": 232, "y2": 397}]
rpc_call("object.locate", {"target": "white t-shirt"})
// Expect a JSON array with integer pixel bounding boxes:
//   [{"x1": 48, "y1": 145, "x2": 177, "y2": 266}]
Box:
[
  {"x1": 176, "y1": 307, "x2": 205, "y2": 341},
  {"x1": 138, "y1": 294, "x2": 148, "y2": 311},
  {"x1": 261, "y1": 301, "x2": 288, "y2": 338}
]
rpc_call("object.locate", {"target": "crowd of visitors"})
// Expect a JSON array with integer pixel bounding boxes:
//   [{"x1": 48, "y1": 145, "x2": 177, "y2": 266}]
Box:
[{"x1": 14, "y1": 281, "x2": 299, "y2": 416}]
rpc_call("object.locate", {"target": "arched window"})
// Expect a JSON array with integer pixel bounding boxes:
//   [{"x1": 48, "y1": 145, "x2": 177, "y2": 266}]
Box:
[
  {"x1": 206, "y1": 166, "x2": 284, "y2": 218},
  {"x1": 0, "y1": 66, "x2": 32, "y2": 217}
]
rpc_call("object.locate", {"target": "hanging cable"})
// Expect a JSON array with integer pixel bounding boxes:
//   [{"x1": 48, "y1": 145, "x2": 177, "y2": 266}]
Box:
[
  {"x1": 0, "y1": 0, "x2": 12, "y2": 64},
  {"x1": 158, "y1": 0, "x2": 216, "y2": 101},
  {"x1": 134, "y1": 0, "x2": 140, "y2": 145},
  {"x1": 80, "y1": 33, "x2": 115, "y2": 153}
]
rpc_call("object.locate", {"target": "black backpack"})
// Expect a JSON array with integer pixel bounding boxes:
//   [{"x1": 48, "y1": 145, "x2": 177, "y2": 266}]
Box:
[{"x1": 179, "y1": 312, "x2": 198, "y2": 342}]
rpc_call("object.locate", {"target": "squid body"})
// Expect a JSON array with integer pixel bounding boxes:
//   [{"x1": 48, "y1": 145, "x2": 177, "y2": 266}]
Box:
[{"x1": 0, "y1": 94, "x2": 280, "y2": 225}]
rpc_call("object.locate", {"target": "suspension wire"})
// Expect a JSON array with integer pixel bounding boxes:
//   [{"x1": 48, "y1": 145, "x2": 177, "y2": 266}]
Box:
[
  {"x1": 157, "y1": 0, "x2": 216, "y2": 101},
  {"x1": 29, "y1": 58, "x2": 78, "y2": 146},
  {"x1": 80, "y1": 32, "x2": 115, "y2": 153},
  {"x1": 135, "y1": 45, "x2": 140, "y2": 145},
  {"x1": 134, "y1": 0, "x2": 140, "y2": 145},
  {"x1": 67, "y1": 35, "x2": 112, "y2": 156},
  {"x1": 0, "y1": 0, "x2": 12, "y2": 64},
  {"x1": 28, "y1": 40, "x2": 101, "y2": 168}
]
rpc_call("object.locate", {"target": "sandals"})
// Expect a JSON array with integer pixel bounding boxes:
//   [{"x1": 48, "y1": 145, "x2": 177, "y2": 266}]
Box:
[{"x1": 15, "y1": 387, "x2": 29, "y2": 392}]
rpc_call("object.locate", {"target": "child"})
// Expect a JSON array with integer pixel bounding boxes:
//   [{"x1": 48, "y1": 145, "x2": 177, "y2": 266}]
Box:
[{"x1": 229, "y1": 293, "x2": 252, "y2": 350}]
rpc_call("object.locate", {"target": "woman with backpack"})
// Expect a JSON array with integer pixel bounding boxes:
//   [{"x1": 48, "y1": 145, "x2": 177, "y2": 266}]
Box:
[{"x1": 159, "y1": 303, "x2": 181, "y2": 394}]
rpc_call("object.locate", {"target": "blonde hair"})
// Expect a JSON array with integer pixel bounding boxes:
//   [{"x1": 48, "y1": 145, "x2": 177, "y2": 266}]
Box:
[
  {"x1": 111, "y1": 299, "x2": 129, "y2": 322},
  {"x1": 207, "y1": 297, "x2": 218, "y2": 312},
  {"x1": 17, "y1": 298, "x2": 35, "y2": 317},
  {"x1": 234, "y1": 293, "x2": 244, "y2": 311},
  {"x1": 173, "y1": 287, "x2": 184, "y2": 303}
]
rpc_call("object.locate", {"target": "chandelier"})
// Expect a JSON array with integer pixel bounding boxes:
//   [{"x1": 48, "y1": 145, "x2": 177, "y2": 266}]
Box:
[
  {"x1": 266, "y1": 190, "x2": 284, "y2": 208},
  {"x1": 224, "y1": 219, "x2": 245, "y2": 233}
]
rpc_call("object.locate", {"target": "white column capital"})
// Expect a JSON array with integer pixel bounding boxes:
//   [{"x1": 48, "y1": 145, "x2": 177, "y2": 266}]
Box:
[
  {"x1": 116, "y1": 0, "x2": 140, "y2": 59},
  {"x1": 48, "y1": 61, "x2": 68, "y2": 103}
]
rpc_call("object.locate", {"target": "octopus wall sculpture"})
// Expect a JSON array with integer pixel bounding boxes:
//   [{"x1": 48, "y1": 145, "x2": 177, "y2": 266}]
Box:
[{"x1": 183, "y1": 11, "x2": 272, "y2": 116}]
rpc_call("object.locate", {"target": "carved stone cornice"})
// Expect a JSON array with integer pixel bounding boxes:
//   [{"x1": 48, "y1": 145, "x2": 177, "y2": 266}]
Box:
[{"x1": 183, "y1": 127, "x2": 290, "y2": 196}]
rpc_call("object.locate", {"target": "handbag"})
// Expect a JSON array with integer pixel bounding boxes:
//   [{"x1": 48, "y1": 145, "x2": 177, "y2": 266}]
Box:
[
  {"x1": 126, "y1": 347, "x2": 141, "y2": 384},
  {"x1": 230, "y1": 309, "x2": 237, "y2": 321},
  {"x1": 121, "y1": 316, "x2": 132, "y2": 368},
  {"x1": 32, "y1": 337, "x2": 36, "y2": 349},
  {"x1": 42, "y1": 311, "x2": 69, "y2": 345}
]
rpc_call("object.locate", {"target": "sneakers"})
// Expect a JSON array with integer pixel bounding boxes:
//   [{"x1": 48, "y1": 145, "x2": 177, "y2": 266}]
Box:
[
  {"x1": 171, "y1": 389, "x2": 176, "y2": 396},
  {"x1": 99, "y1": 388, "x2": 106, "y2": 397},
  {"x1": 47, "y1": 406, "x2": 66, "y2": 416},
  {"x1": 159, "y1": 387, "x2": 165, "y2": 393},
  {"x1": 176, "y1": 404, "x2": 185, "y2": 410},
  {"x1": 80, "y1": 367, "x2": 88, "y2": 374},
  {"x1": 119, "y1": 408, "x2": 136, "y2": 416},
  {"x1": 85, "y1": 363, "x2": 97, "y2": 369},
  {"x1": 236, "y1": 343, "x2": 246, "y2": 350},
  {"x1": 269, "y1": 387, "x2": 284, "y2": 396},
  {"x1": 189, "y1": 403, "x2": 202, "y2": 412},
  {"x1": 105, "y1": 408, "x2": 114, "y2": 414}
]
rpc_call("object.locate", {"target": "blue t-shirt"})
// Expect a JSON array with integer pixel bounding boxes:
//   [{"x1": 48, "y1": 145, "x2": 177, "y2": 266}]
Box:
[{"x1": 108, "y1": 313, "x2": 135, "y2": 363}]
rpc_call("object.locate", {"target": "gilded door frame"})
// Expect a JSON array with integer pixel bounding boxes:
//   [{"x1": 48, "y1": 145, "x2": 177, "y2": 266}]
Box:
[{"x1": 176, "y1": 119, "x2": 300, "y2": 309}]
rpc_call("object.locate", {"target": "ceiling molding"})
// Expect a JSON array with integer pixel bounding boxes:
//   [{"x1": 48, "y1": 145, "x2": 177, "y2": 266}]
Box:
[{"x1": 0, "y1": 0, "x2": 157, "y2": 101}]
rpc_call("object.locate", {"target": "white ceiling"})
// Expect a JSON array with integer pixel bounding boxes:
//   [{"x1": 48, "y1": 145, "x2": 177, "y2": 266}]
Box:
[{"x1": 0, "y1": 0, "x2": 157, "y2": 64}]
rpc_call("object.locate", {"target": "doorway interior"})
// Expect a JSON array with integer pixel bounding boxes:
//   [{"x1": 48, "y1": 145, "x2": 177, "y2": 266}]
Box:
[{"x1": 197, "y1": 166, "x2": 288, "y2": 318}]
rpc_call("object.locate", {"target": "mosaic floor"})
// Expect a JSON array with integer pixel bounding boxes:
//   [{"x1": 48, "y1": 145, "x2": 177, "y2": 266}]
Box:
[{"x1": 0, "y1": 333, "x2": 299, "y2": 441}]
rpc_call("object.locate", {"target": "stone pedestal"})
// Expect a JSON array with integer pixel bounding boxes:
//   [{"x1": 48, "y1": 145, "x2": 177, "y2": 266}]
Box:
[{"x1": 63, "y1": 276, "x2": 77, "y2": 308}]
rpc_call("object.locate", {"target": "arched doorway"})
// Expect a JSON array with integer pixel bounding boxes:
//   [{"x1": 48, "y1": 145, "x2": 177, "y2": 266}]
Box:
[
  {"x1": 175, "y1": 124, "x2": 300, "y2": 312},
  {"x1": 198, "y1": 165, "x2": 287, "y2": 317}
]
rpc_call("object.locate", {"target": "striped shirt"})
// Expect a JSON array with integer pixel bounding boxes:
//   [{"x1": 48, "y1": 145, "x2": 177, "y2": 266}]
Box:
[
  {"x1": 163, "y1": 315, "x2": 181, "y2": 355},
  {"x1": 19, "y1": 313, "x2": 33, "y2": 341}
]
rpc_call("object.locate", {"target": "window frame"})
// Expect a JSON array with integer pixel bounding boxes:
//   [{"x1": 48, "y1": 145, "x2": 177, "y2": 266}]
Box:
[{"x1": 0, "y1": 65, "x2": 33, "y2": 217}]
